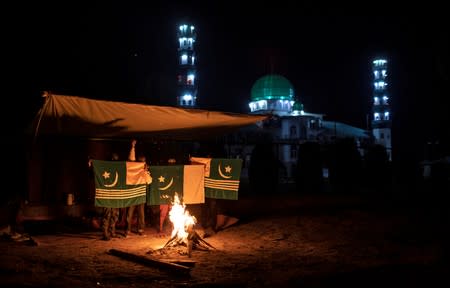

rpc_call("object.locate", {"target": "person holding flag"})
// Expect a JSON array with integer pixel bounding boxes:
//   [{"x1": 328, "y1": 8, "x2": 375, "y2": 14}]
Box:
[
  {"x1": 88, "y1": 152, "x2": 121, "y2": 241},
  {"x1": 190, "y1": 155, "x2": 243, "y2": 237},
  {"x1": 90, "y1": 140, "x2": 150, "y2": 240},
  {"x1": 125, "y1": 140, "x2": 152, "y2": 237}
]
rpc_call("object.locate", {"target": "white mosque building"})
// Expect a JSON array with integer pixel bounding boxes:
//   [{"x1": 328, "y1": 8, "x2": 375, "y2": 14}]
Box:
[
  {"x1": 173, "y1": 24, "x2": 377, "y2": 183},
  {"x1": 224, "y1": 74, "x2": 370, "y2": 182}
]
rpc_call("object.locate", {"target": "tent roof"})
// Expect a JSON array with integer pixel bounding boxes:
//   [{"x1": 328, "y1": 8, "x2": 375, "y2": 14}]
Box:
[{"x1": 30, "y1": 94, "x2": 268, "y2": 141}]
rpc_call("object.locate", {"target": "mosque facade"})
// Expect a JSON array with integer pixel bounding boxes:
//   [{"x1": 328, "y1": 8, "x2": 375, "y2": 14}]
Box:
[
  {"x1": 223, "y1": 74, "x2": 371, "y2": 183},
  {"x1": 173, "y1": 23, "x2": 386, "y2": 185}
]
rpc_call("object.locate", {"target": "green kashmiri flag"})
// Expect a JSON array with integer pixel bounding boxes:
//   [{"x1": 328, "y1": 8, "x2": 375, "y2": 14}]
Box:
[
  {"x1": 92, "y1": 160, "x2": 147, "y2": 208},
  {"x1": 191, "y1": 157, "x2": 243, "y2": 200},
  {"x1": 148, "y1": 165, "x2": 204, "y2": 205},
  {"x1": 148, "y1": 165, "x2": 183, "y2": 205}
]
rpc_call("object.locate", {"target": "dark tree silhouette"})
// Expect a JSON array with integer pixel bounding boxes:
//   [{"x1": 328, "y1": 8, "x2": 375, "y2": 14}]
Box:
[
  {"x1": 364, "y1": 144, "x2": 392, "y2": 195},
  {"x1": 248, "y1": 142, "x2": 278, "y2": 195},
  {"x1": 328, "y1": 138, "x2": 363, "y2": 194},
  {"x1": 296, "y1": 142, "x2": 323, "y2": 194}
]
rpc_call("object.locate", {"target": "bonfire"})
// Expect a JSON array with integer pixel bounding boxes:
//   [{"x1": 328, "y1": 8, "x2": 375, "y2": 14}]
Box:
[{"x1": 162, "y1": 193, "x2": 215, "y2": 257}]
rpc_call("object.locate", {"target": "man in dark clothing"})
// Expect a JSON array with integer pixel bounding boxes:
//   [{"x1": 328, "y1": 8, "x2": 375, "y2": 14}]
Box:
[
  {"x1": 101, "y1": 206, "x2": 119, "y2": 240},
  {"x1": 125, "y1": 140, "x2": 152, "y2": 237},
  {"x1": 89, "y1": 152, "x2": 121, "y2": 241},
  {"x1": 100, "y1": 152, "x2": 120, "y2": 240}
]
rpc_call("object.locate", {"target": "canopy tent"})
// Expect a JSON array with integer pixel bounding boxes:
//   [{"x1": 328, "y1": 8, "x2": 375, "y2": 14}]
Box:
[
  {"x1": 23, "y1": 93, "x2": 267, "y2": 214},
  {"x1": 30, "y1": 94, "x2": 268, "y2": 140}
]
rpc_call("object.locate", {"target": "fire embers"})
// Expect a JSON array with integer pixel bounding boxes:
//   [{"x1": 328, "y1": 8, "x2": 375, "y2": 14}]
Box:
[
  {"x1": 162, "y1": 225, "x2": 215, "y2": 257},
  {"x1": 158, "y1": 193, "x2": 215, "y2": 257}
]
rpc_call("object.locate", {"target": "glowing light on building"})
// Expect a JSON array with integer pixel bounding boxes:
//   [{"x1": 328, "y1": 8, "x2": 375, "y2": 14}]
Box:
[
  {"x1": 181, "y1": 54, "x2": 188, "y2": 65},
  {"x1": 249, "y1": 74, "x2": 297, "y2": 115},
  {"x1": 177, "y1": 23, "x2": 197, "y2": 107},
  {"x1": 371, "y1": 57, "x2": 392, "y2": 160},
  {"x1": 187, "y1": 74, "x2": 195, "y2": 85},
  {"x1": 373, "y1": 59, "x2": 387, "y2": 66},
  {"x1": 374, "y1": 81, "x2": 387, "y2": 90},
  {"x1": 183, "y1": 94, "x2": 193, "y2": 101}
]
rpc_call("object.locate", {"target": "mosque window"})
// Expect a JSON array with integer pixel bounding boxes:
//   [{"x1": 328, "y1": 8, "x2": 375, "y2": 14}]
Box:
[
  {"x1": 187, "y1": 74, "x2": 195, "y2": 85},
  {"x1": 181, "y1": 54, "x2": 188, "y2": 65},
  {"x1": 290, "y1": 125, "x2": 297, "y2": 137},
  {"x1": 290, "y1": 146, "x2": 297, "y2": 159},
  {"x1": 374, "y1": 71, "x2": 379, "y2": 79},
  {"x1": 374, "y1": 81, "x2": 387, "y2": 90}
]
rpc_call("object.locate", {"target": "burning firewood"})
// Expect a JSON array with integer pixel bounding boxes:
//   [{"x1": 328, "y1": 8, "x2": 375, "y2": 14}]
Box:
[
  {"x1": 157, "y1": 193, "x2": 216, "y2": 257},
  {"x1": 162, "y1": 225, "x2": 216, "y2": 257}
]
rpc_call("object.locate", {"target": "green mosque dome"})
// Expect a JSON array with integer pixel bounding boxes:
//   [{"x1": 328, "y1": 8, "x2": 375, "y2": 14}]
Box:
[{"x1": 251, "y1": 74, "x2": 295, "y2": 102}]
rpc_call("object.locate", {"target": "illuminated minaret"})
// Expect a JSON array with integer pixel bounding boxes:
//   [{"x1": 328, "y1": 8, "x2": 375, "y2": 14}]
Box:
[
  {"x1": 176, "y1": 24, "x2": 197, "y2": 107},
  {"x1": 371, "y1": 58, "x2": 392, "y2": 160}
]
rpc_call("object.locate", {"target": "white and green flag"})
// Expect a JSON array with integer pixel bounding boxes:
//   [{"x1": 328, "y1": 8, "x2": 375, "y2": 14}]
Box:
[
  {"x1": 148, "y1": 165, "x2": 204, "y2": 205},
  {"x1": 190, "y1": 157, "x2": 243, "y2": 200},
  {"x1": 92, "y1": 160, "x2": 148, "y2": 208}
]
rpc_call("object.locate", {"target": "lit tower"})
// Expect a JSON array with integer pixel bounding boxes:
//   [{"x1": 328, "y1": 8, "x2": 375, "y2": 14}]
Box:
[
  {"x1": 371, "y1": 58, "x2": 392, "y2": 160},
  {"x1": 176, "y1": 24, "x2": 197, "y2": 107}
]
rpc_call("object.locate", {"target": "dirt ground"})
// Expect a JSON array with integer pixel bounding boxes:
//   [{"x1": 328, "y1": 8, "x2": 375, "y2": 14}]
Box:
[{"x1": 1, "y1": 192, "x2": 449, "y2": 288}]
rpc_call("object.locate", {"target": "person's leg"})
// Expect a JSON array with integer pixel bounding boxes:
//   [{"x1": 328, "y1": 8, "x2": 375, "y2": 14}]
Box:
[
  {"x1": 126, "y1": 206, "x2": 135, "y2": 235},
  {"x1": 215, "y1": 199, "x2": 225, "y2": 230},
  {"x1": 102, "y1": 208, "x2": 111, "y2": 240},
  {"x1": 159, "y1": 204, "x2": 169, "y2": 233},
  {"x1": 117, "y1": 208, "x2": 127, "y2": 228},
  {"x1": 149, "y1": 205, "x2": 159, "y2": 230},
  {"x1": 137, "y1": 203, "x2": 145, "y2": 235},
  {"x1": 215, "y1": 199, "x2": 239, "y2": 231},
  {"x1": 202, "y1": 198, "x2": 217, "y2": 237},
  {"x1": 110, "y1": 208, "x2": 119, "y2": 237}
]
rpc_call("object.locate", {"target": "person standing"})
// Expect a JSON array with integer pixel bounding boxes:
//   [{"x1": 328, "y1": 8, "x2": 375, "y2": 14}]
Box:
[
  {"x1": 125, "y1": 140, "x2": 152, "y2": 236},
  {"x1": 94, "y1": 152, "x2": 120, "y2": 241},
  {"x1": 157, "y1": 158, "x2": 177, "y2": 235}
]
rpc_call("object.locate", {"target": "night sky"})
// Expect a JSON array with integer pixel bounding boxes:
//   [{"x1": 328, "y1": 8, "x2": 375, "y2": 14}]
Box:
[{"x1": 10, "y1": 1, "x2": 450, "y2": 164}]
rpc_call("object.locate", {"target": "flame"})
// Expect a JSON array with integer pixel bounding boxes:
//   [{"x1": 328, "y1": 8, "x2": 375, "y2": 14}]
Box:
[{"x1": 169, "y1": 193, "x2": 197, "y2": 241}]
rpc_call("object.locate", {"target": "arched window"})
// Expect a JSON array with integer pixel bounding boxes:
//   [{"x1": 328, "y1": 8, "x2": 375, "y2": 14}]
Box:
[
  {"x1": 290, "y1": 146, "x2": 297, "y2": 159},
  {"x1": 290, "y1": 125, "x2": 297, "y2": 137},
  {"x1": 181, "y1": 54, "x2": 188, "y2": 65}
]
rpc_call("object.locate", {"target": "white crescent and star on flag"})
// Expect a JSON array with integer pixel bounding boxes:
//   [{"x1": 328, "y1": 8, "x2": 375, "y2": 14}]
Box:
[
  {"x1": 102, "y1": 170, "x2": 119, "y2": 187},
  {"x1": 157, "y1": 175, "x2": 174, "y2": 191},
  {"x1": 218, "y1": 163, "x2": 233, "y2": 179}
]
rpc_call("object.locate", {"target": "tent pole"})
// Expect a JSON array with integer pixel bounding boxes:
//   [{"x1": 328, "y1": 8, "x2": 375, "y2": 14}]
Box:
[{"x1": 33, "y1": 91, "x2": 52, "y2": 144}]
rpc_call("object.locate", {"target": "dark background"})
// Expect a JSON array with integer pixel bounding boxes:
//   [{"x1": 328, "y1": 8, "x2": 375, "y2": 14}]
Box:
[{"x1": 7, "y1": 1, "x2": 449, "y2": 177}]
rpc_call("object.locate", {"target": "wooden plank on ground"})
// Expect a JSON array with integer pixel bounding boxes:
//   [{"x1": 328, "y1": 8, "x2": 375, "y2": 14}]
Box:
[{"x1": 108, "y1": 249, "x2": 191, "y2": 275}]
